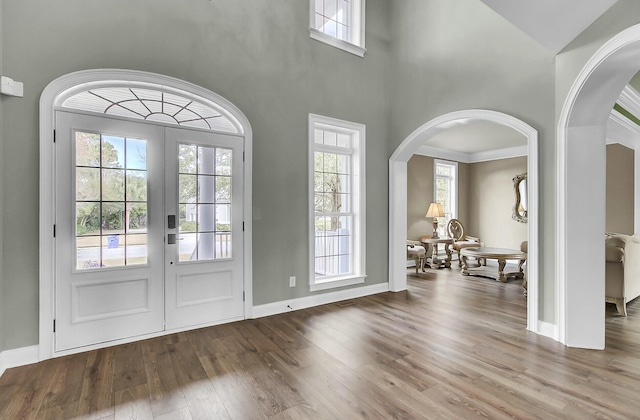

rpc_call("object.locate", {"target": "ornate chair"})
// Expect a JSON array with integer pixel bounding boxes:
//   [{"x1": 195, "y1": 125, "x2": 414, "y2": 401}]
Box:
[
  {"x1": 406, "y1": 240, "x2": 427, "y2": 274},
  {"x1": 446, "y1": 219, "x2": 481, "y2": 267}
]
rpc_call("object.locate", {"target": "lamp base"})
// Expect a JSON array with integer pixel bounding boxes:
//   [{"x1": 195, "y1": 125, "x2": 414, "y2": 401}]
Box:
[{"x1": 432, "y1": 219, "x2": 439, "y2": 239}]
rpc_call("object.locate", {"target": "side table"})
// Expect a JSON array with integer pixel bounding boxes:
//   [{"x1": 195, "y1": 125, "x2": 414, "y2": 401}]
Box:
[{"x1": 420, "y1": 237, "x2": 454, "y2": 269}]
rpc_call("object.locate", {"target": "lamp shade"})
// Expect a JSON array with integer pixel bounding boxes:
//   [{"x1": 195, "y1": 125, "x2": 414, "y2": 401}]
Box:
[{"x1": 425, "y1": 202, "x2": 445, "y2": 218}]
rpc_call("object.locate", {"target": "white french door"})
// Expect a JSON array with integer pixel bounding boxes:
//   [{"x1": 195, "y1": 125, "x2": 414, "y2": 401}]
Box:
[
  {"x1": 164, "y1": 127, "x2": 244, "y2": 330},
  {"x1": 54, "y1": 111, "x2": 244, "y2": 352}
]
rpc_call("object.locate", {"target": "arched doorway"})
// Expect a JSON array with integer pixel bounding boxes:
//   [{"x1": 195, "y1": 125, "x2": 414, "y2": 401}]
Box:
[
  {"x1": 39, "y1": 69, "x2": 253, "y2": 359},
  {"x1": 389, "y1": 109, "x2": 539, "y2": 331},
  {"x1": 558, "y1": 24, "x2": 640, "y2": 349}
]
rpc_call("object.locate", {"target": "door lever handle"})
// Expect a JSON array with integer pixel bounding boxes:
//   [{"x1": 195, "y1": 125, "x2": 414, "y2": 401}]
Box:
[{"x1": 167, "y1": 234, "x2": 176, "y2": 245}]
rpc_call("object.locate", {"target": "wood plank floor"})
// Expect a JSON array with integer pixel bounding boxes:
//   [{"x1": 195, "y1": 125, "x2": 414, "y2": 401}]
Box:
[{"x1": 1, "y1": 268, "x2": 639, "y2": 419}]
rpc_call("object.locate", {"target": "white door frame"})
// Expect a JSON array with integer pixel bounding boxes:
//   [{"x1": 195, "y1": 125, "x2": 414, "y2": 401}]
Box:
[
  {"x1": 388, "y1": 109, "x2": 539, "y2": 333},
  {"x1": 557, "y1": 24, "x2": 640, "y2": 349},
  {"x1": 39, "y1": 69, "x2": 253, "y2": 360}
]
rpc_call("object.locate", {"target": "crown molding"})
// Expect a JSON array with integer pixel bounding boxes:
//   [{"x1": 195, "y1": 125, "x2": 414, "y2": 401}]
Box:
[{"x1": 415, "y1": 144, "x2": 527, "y2": 163}]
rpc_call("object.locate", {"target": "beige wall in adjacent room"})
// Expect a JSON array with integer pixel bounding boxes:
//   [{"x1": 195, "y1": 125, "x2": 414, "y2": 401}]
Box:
[
  {"x1": 407, "y1": 155, "x2": 469, "y2": 241},
  {"x1": 606, "y1": 143, "x2": 635, "y2": 235},
  {"x1": 407, "y1": 155, "x2": 434, "y2": 241},
  {"x1": 467, "y1": 157, "x2": 528, "y2": 250}
]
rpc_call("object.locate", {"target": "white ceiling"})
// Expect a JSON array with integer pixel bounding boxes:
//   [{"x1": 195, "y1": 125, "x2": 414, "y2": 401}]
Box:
[
  {"x1": 479, "y1": 0, "x2": 619, "y2": 54},
  {"x1": 415, "y1": 119, "x2": 528, "y2": 163}
]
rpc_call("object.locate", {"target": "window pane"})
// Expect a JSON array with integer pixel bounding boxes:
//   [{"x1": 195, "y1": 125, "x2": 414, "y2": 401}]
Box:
[
  {"x1": 337, "y1": 133, "x2": 350, "y2": 148},
  {"x1": 198, "y1": 175, "x2": 215, "y2": 203},
  {"x1": 102, "y1": 202, "x2": 125, "y2": 234},
  {"x1": 102, "y1": 169, "x2": 125, "y2": 201},
  {"x1": 324, "y1": 131, "x2": 337, "y2": 146},
  {"x1": 76, "y1": 202, "x2": 100, "y2": 236},
  {"x1": 216, "y1": 176, "x2": 231, "y2": 203},
  {"x1": 216, "y1": 232, "x2": 232, "y2": 258},
  {"x1": 126, "y1": 234, "x2": 147, "y2": 265},
  {"x1": 179, "y1": 174, "x2": 197, "y2": 203},
  {"x1": 126, "y1": 170, "x2": 147, "y2": 201},
  {"x1": 198, "y1": 204, "x2": 215, "y2": 232},
  {"x1": 180, "y1": 203, "x2": 197, "y2": 232},
  {"x1": 127, "y1": 203, "x2": 147, "y2": 233},
  {"x1": 126, "y1": 138, "x2": 147, "y2": 170},
  {"x1": 76, "y1": 132, "x2": 101, "y2": 167},
  {"x1": 314, "y1": 129, "x2": 324, "y2": 144},
  {"x1": 198, "y1": 146, "x2": 215, "y2": 175},
  {"x1": 179, "y1": 233, "x2": 197, "y2": 262},
  {"x1": 216, "y1": 204, "x2": 231, "y2": 231},
  {"x1": 76, "y1": 167, "x2": 100, "y2": 201},
  {"x1": 102, "y1": 234, "x2": 125, "y2": 267},
  {"x1": 102, "y1": 136, "x2": 125, "y2": 168},
  {"x1": 198, "y1": 232, "x2": 215, "y2": 260},
  {"x1": 179, "y1": 144, "x2": 197, "y2": 173},
  {"x1": 216, "y1": 148, "x2": 232, "y2": 175},
  {"x1": 77, "y1": 235, "x2": 101, "y2": 270}
]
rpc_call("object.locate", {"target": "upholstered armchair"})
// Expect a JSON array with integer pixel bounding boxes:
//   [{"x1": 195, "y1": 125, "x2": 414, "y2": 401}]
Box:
[
  {"x1": 407, "y1": 240, "x2": 427, "y2": 274},
  {"x1": 605, "y1": 234, "x2": 640, "y2": 316},
  {"x1": 446, "y1": 219, "x2": 481, "y2": 267}
]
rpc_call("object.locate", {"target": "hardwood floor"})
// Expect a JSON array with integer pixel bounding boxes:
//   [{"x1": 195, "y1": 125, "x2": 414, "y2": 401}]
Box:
[{"x1": 1, "y1": 268, "x2": 639, "y2": 419}]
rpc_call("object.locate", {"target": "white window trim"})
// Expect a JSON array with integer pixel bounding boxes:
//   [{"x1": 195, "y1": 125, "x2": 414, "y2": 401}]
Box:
[
  {"x1": 309, "y1": 0, "x2": 367, "y2": 57},
  {"x1": 309, "y1": 113, "x2": 366, "y2": 292},
  {"x1": 434, "y1": 159, "x2": 458, "y2": 223}
]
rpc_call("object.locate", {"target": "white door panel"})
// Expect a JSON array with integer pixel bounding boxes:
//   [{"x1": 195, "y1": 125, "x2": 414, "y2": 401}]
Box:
[
  {"x1": 55, "y1": 112, "x2": 165, "y2": 351},
  {"x1": 164, "y1": 127, "x2": 244, "y2": 330},
  {"x1": 55, "y1": 113, "x2": 245, "y2": 351}
]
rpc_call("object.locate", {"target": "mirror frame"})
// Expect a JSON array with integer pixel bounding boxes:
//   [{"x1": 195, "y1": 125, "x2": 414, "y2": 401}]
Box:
[{"x1": 512, "y1": 172, "x2": 528, "y2": 223}]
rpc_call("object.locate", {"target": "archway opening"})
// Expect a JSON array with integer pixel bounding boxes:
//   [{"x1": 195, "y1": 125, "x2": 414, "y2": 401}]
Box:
[
  {"x1": 558, "y1": 24, "x2": 640, "y2": 349},
  {"x1": 389, "y1": 109, "x2": 539, "y2": 332}
]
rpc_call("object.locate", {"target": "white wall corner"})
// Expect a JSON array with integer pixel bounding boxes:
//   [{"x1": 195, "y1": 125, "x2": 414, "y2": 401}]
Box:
[
  {"x1": 0, "y1": 345, "x2": 40, "y2": 378},
  {"x1": 251, "y1": 282, "x2": 389, "y2": 319}
]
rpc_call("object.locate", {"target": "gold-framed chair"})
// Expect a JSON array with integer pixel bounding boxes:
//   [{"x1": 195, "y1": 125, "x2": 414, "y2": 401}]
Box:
[{"x1": 446, "y1": 219, "x2": 481, "y2": 267}]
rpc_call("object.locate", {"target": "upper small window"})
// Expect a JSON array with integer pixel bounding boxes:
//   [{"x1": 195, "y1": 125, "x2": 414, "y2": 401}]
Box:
[{"x1": 310, "y1": 0, "x2": 366, "y2": 57}]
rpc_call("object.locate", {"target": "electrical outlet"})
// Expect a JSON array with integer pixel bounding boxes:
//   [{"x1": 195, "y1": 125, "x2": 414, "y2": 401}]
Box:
[{"x1": 289, "y1": 276, "x2": 296, "y2": 287}]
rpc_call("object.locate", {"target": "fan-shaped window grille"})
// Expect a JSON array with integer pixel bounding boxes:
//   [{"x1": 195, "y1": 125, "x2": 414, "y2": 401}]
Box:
[{"x1": 61, "y1": 87, "x2": 239, "y2": 133}]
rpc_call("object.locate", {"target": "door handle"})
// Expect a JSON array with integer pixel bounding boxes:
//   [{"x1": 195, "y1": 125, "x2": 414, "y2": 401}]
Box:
[{"x1": 167, "y1": 234, "x2": 176, "y2": 245}]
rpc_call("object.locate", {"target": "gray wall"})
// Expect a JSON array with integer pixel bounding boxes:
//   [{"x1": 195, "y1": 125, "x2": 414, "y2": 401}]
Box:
[
  {"x1": 606, "y1": 144, "x2": 635, "y2": 234},
  {"x1": 467, "y1": 157, "x2": 528, "y2": 249},
  {"x1": 0, "y1": 0, "x2": 391, "y2": 351},
  {"x1": 389, "y1": 0, "x2": 556, "y2": 321}
]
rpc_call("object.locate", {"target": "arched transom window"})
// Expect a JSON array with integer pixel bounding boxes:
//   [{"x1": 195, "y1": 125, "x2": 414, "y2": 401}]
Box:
[{"x1": 61, "y1": 86, "x2": 240, "y2": 133}]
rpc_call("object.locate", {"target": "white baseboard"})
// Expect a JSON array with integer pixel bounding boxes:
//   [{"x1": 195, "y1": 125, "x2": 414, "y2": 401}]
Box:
[
  {"x1": 252, "y1": 282, "x2": 390, "y2": 319},
  {"x1": 0, "y1": 345, "x2": 39, "y2": 378},
  {"x1": 535, "y1": 320, "x2": 559, "y2": 341}
]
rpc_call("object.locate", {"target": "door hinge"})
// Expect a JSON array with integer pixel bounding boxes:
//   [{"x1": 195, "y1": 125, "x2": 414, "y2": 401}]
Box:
[
  {"x1": 53, "y1": 129, "x2": 56, "y2": 143},
  {"x1": 243, "y1": 151, "x2": 245, "y2": 162},
  {"x1": 53, "y1": 224, "x2": 56, "y2": 238},
  {"x1": 53, "y1": 319, "x2": 56, "y2": 333},
  {"x1": 242, "y1": 222, "x2": 245, "y2": 232},
  {"x1": 243, "y1": 291, "x2": 245, "y2": 302}
]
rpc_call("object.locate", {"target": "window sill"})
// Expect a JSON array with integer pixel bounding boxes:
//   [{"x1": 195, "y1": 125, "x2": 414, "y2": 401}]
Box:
[
  {"x1": 309, "y1": 29, "x2": 366, "y2": 58},
  {"x1": 310, "y1": 274, "x2": 366, "y2": 292}
]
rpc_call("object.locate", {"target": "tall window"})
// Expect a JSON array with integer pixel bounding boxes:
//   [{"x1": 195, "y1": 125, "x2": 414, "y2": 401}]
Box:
[
  {"x1": 309, "y1": 114, "x2": 366, "y2": 291},
  {"x1": 434, "y1": 160, "x2": 457, "y2": 235},
  {"x1": 310, "y1": 0, "x2": 366, "y2": 57}
]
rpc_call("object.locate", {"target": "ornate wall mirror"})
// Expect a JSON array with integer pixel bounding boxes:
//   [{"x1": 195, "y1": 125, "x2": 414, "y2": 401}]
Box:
[{"x1": 512, "y1": 173, "x2": 528, "y2": 223}]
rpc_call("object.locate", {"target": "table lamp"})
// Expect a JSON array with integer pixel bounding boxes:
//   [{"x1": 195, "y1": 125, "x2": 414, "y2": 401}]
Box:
[{"x1": 426, "y1": 202, "x2": 445, "y2": 238}]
